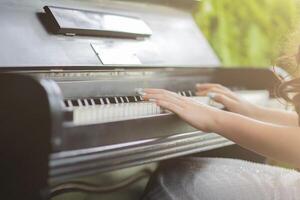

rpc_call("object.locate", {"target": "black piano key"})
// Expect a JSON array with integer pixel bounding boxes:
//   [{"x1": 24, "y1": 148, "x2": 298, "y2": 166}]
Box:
[
  {"x1": 186, "y1": 90, "x2": 191, "y2": 97},
  {"x1": 93, "y1": 98, "x2": 101, "y2": 105},
  {"x1": 190, "y1": 91, "x2": 196, "y2": 96},
  {"x1": 175, "y1": 90, "x2": 196, "y2": 97},
  {"x1": 183, "y1": 90, "x2": 195, "y2": 97},
  {"x1": 82, "y1": 99, "x2": 88, "y2": 106},
  {"x1": 123, "y1": 96, "x2": 130, "y2": 103},
  {"x1": 107, "y1": 97, "x2": 116, "y2": 104},
  {"x1": 87, "y1": 99, "x2": 93, "y2": 106},
  {"x1": 137, "y1": 96, "x2": 143, "y2": 101},
  {"x1": 117, "y1": 96, "x2": 124, "y2": 103},
  {"x1": 114, "y1": 97, "x2": 119, "y2": 104},
  {"x1": 104, "y1": 98, "x2": 111, "y2": 104},
  {"x1": 71, "y1": 99, "x2": 79, "y2": 106},
  {"x1": 81, "y1": 99, "x2": 86, "y2": 106},
  {"x1": 63, "y1": 100, "x2": 69, "y2": 107},
  {"x1": 185, "y1": 90, "x2": 194, "y2": 97},
  {"x1": 100, "y1": 98, "x2": 105, "y2": 104},
  {"x1": 177, "y1": 91, "x2": 183, "y2": 96},
  {"x1": 127, "y1": 96, "x2": 137, "y2": 102},
  {"x1": 183, "y1": 91, "x2": 190, "y2": 97}
]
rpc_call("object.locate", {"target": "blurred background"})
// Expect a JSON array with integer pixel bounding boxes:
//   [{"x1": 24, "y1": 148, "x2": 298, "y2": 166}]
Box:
[{"x1": 194, "y1": 0, "x2": 300, "y2": 69}]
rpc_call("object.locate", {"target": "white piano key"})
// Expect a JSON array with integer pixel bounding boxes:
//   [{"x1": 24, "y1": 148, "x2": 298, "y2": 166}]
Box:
[
  {"x1": 77, "y1": 99, "x2": 83, "y2": 107},
  {"x1": 99, "y1": 105, "x2": 105, "y2": 122},
  {"x1": 114, "y1": 105, "x2": 120, "y2": 117},
  {"x1": 106, "y1": 104, "x2": 112, "y2": 121},
  {"x1": 130, "y1": 103, "x2": 136, "y2": 117},
  {"x1": 90, "y1": 99, "x2": 96, "y2": 106},
  {"x1": 114, "y1": 97, "x2": 119, "y2": 104},
  {"x1": 83, "y1": 99, "x2": 89, "y2": 106},
  {"x1": 99, "y1": 98, "x2": 104, "y2": 105},
  {"x1": 119, "y1": 97, "x2": 124, "y2": 103},
  {"x1": 125, "y1": 96, "x2": 129, "y2": 103},
  {"x1": 142, "y1": 102, "x2": 147, "y2": 115},
  {"x1": 91, "y1": 106, "x2": 97, "y2": 123}
]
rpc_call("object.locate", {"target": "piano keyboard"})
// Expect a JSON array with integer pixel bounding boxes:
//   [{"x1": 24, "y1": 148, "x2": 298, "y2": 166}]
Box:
[{"x1": 63, "y1": 90, "x2": 269, "y2": 125}]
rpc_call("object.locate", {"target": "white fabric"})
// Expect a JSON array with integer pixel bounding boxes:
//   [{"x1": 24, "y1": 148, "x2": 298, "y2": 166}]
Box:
[{"x1": 143, "y1": 157, "x2": 300, "y2": 200}]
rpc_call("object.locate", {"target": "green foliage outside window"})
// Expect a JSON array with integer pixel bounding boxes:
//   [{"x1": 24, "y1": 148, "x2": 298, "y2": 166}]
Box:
[{"x1": 194, "y1": 0, "x2": 300, "y2": 67}]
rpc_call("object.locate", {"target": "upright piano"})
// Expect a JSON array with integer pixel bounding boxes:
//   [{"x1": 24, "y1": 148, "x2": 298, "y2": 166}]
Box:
[{"x1": 0, "y1": 0, "x2": 280, "y2": 199}]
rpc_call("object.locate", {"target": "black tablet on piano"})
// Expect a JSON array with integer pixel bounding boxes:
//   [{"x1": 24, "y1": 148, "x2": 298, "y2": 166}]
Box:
[{"x1": 44, "y1": 5, "x2": 152, "y2": 38}]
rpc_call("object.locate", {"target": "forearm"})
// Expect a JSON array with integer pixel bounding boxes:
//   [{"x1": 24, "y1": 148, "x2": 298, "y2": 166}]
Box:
[
  {"x1": 143, "y1": 88, "x2": 300, "y2": 167},
  {"x1": 248, "y1": 105, "x2": 298, "y2": 126},
  {"x1": 213, "y1": 110, "x2": 300, "y2": 168}
]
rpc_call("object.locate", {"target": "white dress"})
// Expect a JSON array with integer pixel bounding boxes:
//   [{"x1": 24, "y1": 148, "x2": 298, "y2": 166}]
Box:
[{"x1": 142, "y1": 157, "x2": 300, "y2": 200}]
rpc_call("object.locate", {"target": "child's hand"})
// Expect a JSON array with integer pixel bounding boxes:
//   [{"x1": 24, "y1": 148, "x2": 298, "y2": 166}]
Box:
[
  {"x1": 196, "y1": 83, "x2": 259, "y2": 118},
  {"x1": 143, "y1": 88, "x2": 220, "y2": 132}
]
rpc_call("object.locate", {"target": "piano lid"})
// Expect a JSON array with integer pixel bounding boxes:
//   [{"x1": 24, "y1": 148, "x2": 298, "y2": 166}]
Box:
[{"x1": 0, "y1": 0, "x2": 219, "y2": 69}]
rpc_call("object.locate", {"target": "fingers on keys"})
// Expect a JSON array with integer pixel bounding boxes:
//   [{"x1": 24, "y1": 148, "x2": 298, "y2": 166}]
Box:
[{"x1": 141, "y1": 88, "x2": 185, "y2": 112}]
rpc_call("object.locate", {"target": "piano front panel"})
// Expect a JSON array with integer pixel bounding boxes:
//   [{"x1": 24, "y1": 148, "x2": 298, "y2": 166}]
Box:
[{"x1": 50, "y1": 132, "x2": 234, "y2": 182}]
